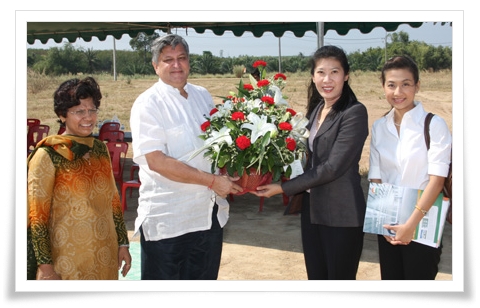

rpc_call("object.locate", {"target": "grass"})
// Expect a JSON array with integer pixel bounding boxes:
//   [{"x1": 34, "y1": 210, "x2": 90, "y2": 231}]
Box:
[{"x1": 27, "y1": 69, "x2": 452, "y2": 172}]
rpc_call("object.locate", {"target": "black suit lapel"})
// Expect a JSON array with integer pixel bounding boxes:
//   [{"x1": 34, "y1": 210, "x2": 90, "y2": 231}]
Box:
[{"x1": 316, "y1": 114, "x2": 337, "y2": 137}]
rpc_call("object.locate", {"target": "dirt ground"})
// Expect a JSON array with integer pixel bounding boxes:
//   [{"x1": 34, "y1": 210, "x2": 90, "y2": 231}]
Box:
[{"x1": 121, "y1": 162, "x2": 452, "y2": 281}]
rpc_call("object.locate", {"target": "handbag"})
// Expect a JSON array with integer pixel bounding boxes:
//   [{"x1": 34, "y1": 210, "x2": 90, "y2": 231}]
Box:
[
  {"x1": 425, "y1": 113, "x2": 452, "y2": 224},
  {"x1": 284, "y1": 192, "x2": 305, "y2": 215}
]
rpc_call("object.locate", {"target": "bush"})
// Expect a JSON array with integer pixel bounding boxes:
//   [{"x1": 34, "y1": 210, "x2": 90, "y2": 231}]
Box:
[
  {"x1": 27, "y1": 69, "x2": 60, "y2": 95},
  {"x1": 233, "y1": 65, "x2": 245, "y2": 78}
]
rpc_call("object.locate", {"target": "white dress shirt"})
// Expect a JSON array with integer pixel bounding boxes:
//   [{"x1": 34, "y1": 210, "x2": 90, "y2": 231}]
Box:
[
  {"x1": 368, "y1": 101, "x2": 451, "y2": 190},
  {"x1": 130, "y1": 78, "x2": 229, "y2": 241}
]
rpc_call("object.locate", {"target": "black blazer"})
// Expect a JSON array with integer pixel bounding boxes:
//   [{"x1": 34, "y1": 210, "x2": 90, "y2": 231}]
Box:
[{"x1": 282, "y1": 100, "x2": 369, "y2": 227}]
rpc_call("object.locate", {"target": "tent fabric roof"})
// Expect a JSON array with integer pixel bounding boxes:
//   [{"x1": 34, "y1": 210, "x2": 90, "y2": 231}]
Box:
[{"x1": 27, "y1": 22, "x2": 424, "y2": 44}]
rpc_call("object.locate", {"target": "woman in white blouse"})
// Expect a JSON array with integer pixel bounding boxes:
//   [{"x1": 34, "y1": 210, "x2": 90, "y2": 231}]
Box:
[{"x1": 368, "y1": 56, "x2": 452, "y2": 279}]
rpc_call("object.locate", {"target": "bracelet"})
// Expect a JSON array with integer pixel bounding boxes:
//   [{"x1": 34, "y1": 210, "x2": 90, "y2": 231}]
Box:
[
  {"x1": 415, "y1": 205, "x2": 428, "y2": 216},
  {"x1": 208, "y1": 175, "x2": 216, "y2": 190}
]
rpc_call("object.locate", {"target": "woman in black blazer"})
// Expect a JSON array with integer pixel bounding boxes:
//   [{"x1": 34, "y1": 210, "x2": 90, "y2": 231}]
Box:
[{"x1": 253, "y1": 45, "x2": 369, "y2": 280}]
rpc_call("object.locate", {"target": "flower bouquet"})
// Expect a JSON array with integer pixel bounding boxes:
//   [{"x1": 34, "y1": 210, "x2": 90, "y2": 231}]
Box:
[{"x1": 189, "y1": 60, "x2": 309, "y2": 193}]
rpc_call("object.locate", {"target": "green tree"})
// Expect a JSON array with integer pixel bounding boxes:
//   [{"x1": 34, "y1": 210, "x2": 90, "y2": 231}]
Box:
[
  {"x1": 27, "y1": 49, "x2": 48, "y2": 68},
  {"x1": 193, "y1": 51, "x2": 219, "y2": 74},
  {"x1": 83, "y1": 48, "x2": 99, "y2": 74},
  {"x1": 31, "y1": 43, "x2": 87, "y2": 75},
  {"x1": 96, "y1": 50, "x2": 114, "y2": 74},
  {"x1": 390, "y1": 31, "x2": 410, "y2": 44},
  {"x1": 116, "y1": 50, "x2": 154, "y2": 76},
  {"x1": 424, "y1": 45, "x2": 452, "y2": 71},
  {"x1": 129, "y1": 32, "x2": 159, "y2": 63},
  {"x1": 283, "y1": 57, "x2": 306, "y2": 73},
  {"x1": 349, "y1": 47, "x2": 384, "y2": 71},
  {"x1": 219, "y1": 58, "x2": 235, "y2": 74}
]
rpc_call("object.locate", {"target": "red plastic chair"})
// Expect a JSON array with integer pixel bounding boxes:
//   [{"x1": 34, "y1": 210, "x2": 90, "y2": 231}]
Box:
[
  {"x1": 27, "y1": 124, "x2": 50, "y2": 155},
  {"x1": 99, "y1": 122, "x2": 121, "y2": 134},
  {"x1": 106, "y1": 141, "x2": 128, "y2": 187},
  {"x1": 27, "y1": 119, "x2": 42, "y2": 150},
  {"x1": 120, "y1": 162, "x2": 141, "y2": 212},
  {"x1": 99, "y1": 130, "x2": 125, "y2": 143},
  {"x1": 121, "y1": 179, "x2": 140, "y2": 213},
  {"x1": 57, "y1": 126, "x2": 66, "y2": 135},
  {"x1": 130, "y1": 163, "x2": 139, "y2": 182},
  {"x1": 27, "y1": 118, "x2": 41, "y2": 130},
  {"x1": 128, "y1": 163, "x2": 140, "y2": 197}
]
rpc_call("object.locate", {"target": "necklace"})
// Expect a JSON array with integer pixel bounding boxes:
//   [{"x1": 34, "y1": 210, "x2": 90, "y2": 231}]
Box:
[
  {"x1": 394, "y1": 122, "x2": 401, "y2": 127},
  {"x1": 317, "y1": 104, "x2": 333, "y2": 126}
]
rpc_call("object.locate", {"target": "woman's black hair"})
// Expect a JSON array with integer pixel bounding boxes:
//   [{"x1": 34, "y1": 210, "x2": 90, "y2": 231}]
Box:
[
  {"x1": 305, "y1": 45, "x2": 357, "y2": 119},
  {"x1": 381, "y1": 55, "x2": 420, "y2": 85},
  {"x1": 53, "y1": 77, "x2": 102, "y2": 126}
]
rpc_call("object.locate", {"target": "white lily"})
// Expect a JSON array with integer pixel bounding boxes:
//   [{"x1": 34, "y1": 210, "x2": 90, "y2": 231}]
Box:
[
  {"x1": 245, "y1": 98, "x2": 262, "y2": 111},
  {"x1": 212, "y1": 100, "x2": 233, "y2": 119},
  {"x1": 241, "y1": 112, "x2": 278, "y2": 144},
  {"x1": 205, "y1": 126, "x2": 233, "y2": 147},
  {"x1": 188, "y1": 126, "x2": 233, "y2": 161},
  {"x1": 271, "y1": 85, "x2": 289, "y2": 106}
]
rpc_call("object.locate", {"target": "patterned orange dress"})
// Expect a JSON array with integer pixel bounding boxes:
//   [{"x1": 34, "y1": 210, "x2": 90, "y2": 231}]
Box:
[{"x1": 27, "y1": 135, "x2": 129, "y2": 280}]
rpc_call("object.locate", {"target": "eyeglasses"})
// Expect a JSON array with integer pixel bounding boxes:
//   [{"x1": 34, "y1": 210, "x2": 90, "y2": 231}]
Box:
[{"x1": 69, "y1": 109, "x2": 99, "y2": 117}]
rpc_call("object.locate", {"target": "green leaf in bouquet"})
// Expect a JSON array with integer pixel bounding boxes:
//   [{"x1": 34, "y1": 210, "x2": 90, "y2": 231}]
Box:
[
  {"x1": 283, "y1": 165, "x2": 292, "y2": 179},
  {"x1": 230, "y1": 162, "x2": 243, "y2": 177},
  {"x1": 225, "y1": 120, "x2": 237, "y2": 131}
]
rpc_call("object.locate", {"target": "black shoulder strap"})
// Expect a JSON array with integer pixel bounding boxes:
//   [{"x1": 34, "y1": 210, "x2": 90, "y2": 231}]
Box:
[{"x1": 424, "y1": 113, "x2": 435, "y2": 150}]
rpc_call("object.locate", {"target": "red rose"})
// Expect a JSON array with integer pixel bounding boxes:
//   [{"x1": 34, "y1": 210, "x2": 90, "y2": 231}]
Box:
[
  {"x1": 200, "y1": 121, "x2": 211, "y2": 132},
  {"x1": 261, "y1": 96, "x2": 275, "y2": 105},
  {"x1": 253, "y1": 60, "x2": 267, "y2": 68},
  {"x1": 236, "y1": 135, "x2": 251, "y2": 150},
  {"x1": 257, "y1": 80, "x2": 270, "y2": 87},
  {"x1": 243, "y1": 84, "x2": 254, "y2": 91},
  {"x1": 286, "y1": 138, "x2": 296, "y2": 151},
  {"x1": 231, "y1": 111, "x2": 245, "y2": 121},
  {"x1": 209, "y1": 108, "x2": 219, "y2": 116},
  {"x1": 278, "y1": 122, "x2": 292, "y2": 131},
  {"x1": 286, "y1": 108, "x2": 297, "y2": 116},
  {"x1": 274, "y1": 73, "x2": 287, "y2": 81}
]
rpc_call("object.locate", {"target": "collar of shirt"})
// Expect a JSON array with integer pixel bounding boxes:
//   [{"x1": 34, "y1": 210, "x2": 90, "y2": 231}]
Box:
[
  {"x1": 386, "y1": 101, "x2": 425, "y2": 129},
  {"x1": 156, "y1": 78, "x2": 189, "y2": 97}
]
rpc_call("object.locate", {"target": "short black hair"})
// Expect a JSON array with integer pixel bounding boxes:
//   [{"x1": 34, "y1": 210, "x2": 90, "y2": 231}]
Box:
[{"x1": 53, "y1": 76, "x2": 102, "y2": 126}]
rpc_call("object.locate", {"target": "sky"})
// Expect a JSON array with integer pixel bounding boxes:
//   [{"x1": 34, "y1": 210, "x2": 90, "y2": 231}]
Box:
[{"x1": 27, "y1": 22, "x2": 452, "y2": 57}]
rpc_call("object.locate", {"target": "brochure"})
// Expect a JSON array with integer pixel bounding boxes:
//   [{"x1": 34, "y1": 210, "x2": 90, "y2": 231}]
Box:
[{"x1": 363, "y1": 182, "x2": 450, "y2": 248}]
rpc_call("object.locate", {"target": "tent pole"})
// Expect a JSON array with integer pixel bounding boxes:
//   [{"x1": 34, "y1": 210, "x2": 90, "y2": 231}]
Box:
[
  {"x1": 278, "y1": 37, "x2": 282, "y2": 73},
  {"x1": 316, "y1": 22, "x2": 324, "y2": 49},
  {"x1": 113, "y1": 36, "x2": 117, "y2": 81}
]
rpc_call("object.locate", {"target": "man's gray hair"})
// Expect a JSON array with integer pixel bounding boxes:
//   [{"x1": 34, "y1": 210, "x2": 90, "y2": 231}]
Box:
[{"x1": 151, "y1": 34, "x2": 190, "y2": 64}]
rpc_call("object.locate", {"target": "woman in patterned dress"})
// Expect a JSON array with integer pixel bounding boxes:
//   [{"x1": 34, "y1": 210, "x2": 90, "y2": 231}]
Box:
[{"x1": 27, "y1": 77, "x2": 131, "y2": 280}]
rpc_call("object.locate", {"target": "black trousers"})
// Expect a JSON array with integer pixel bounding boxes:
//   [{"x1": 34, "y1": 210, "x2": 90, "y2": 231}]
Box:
[
  {"x1": 300, "y1": 196, "x2": 364, "y2": 280},
  {"x1": 377, "y1": 235, "x2": 442, "y2": 280},
  {"x1": 140, "y1": 203, "x2": 223, "y2": 280}
]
